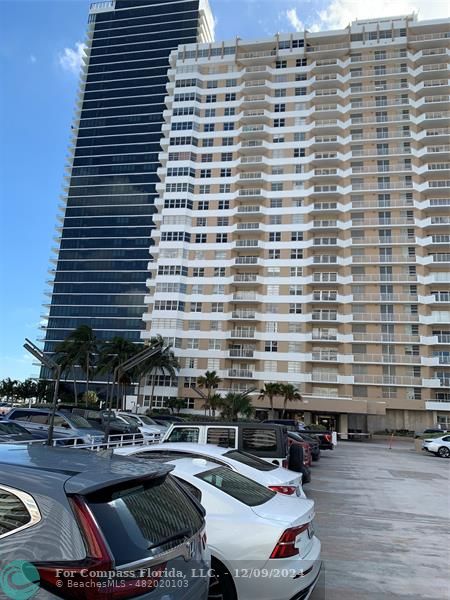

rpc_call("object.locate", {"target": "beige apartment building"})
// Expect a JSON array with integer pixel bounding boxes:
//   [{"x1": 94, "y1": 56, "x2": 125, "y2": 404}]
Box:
[{"x1": 141, "y1": 14, "x2": 450, "y2": 435}]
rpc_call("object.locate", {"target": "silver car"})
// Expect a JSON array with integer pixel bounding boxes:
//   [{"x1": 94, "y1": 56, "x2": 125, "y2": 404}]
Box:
[{"x1": 0, "y1": 444, "x2": 210, "y2": 599}]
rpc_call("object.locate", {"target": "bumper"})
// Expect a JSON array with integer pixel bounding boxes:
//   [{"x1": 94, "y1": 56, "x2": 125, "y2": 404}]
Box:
[{"x1": 234, "y1": 537, "x2": 321, "y2": 600}]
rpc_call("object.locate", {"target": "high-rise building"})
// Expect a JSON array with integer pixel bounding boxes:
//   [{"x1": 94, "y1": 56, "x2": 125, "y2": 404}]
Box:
[
  {"x1": 142, "y1": 14, "x2": 450, "y2": 434},
  {"x1": 42, "y1": 0, "x2": 214, "y2": 372}
]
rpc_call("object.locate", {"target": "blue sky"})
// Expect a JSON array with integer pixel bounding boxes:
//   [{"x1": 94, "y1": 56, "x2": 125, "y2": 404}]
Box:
[{"x1": 0, "y1": 0, "x2": 448, "y2": 381}]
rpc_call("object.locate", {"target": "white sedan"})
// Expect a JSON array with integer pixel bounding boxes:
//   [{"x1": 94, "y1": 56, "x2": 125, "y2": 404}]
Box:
[
  {"x1": 422, "y1": 434, "x2": 450, "y2": 458},
  {"x1": 131, "y1": 455, "x2": 321, "y2": 600},
  {"x1": 115, "y1": 442, "x2": 305, "y2": 498}
]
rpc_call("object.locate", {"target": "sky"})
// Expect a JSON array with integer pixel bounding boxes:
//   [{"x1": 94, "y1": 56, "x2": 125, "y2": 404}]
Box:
[{"x1": 0, "y1": 0, "x2": 448, "y2": 382}]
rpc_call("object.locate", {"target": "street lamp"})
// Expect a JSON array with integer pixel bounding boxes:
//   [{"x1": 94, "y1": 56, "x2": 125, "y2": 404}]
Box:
[
  {"x1": 23, "y1": 338, "x2": 61, "y2": 446},
  {"x1": 104, "y1": 341, "x2": 163, "y2": 440}
]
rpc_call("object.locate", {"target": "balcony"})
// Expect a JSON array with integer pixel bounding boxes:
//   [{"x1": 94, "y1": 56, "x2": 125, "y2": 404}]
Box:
[
  {"x1": 425, "y1": 401, "x2": 450, "y2": 411},
  {"x1": 235, "y1": 240, "x2": 259, "y2": 248},
  {"x1": 352, "y1": 333, "x2": 420, "y2": 343},
  {"x1": 353, "y1": 354, "x2": 421, "y2": 364},
  {"x1": 237, "y1": 205, "x2": 261, "y2": 214},
  {"x1": 229, "y1": 329, "x2": 255, "y2": 339},
  {"x1": 231, "y1": 311, "x2": 256, "y2": 319},
  {"x1": 228, "y1": 369, "x2": 254, "y2": 378},
  {"x1": 233, "y1": 274, "x2": 258, "y2": 283},
  {"x1": 353, "y1": 312, "x2": 419, "y2": 322},
  {"x1": 228, "y1": 349, "x2": 255, "y2": 358},
  {"x1": 234, "y1": 256, "x2": 258, "y2": 265},
  {"x1": 353, "y1": 375, "x2": 423, "y2": 386}
]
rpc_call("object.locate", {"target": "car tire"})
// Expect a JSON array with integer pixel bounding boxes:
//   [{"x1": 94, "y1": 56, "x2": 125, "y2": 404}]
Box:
[
  {"x1": 209, "y1": 557, "x2": 237, "y2": 600},
  {"x1": 288, "y1": 444, "x2": 304, "y2": 472},
  {"x1": 437, "y1": 446, "x2": 450, "y2": 458}
]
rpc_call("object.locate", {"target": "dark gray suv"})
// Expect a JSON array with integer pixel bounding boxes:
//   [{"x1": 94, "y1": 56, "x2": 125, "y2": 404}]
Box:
[{"x1": 0, "y1": 444, "x2": 210, "y2": 599}]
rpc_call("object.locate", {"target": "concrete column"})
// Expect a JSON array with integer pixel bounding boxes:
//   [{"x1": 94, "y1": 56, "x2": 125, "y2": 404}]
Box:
[
  {"x1": 303, "y1": 411, "x2": 312, "y2": 425},
  {"x1": 340, "y1": 413, "x2": 348, "y2": 440}
]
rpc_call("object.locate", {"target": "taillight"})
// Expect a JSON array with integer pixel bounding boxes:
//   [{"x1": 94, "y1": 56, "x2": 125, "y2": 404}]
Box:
[
  {"x1": 282, "y1": 459, "x2": 288, "y2": 468},
  {"x1": 270, "y1": 524, "x2": 309, "y2": 559},
  {"x1": 35, "y1": 496, "x2": 165, "y2": 599},
  {"x1": 268, "y1": 485, "x2": 297, "y2": 496},
  {"x1": 324, "y1": 434, "x2": 332, "y2": 442}
]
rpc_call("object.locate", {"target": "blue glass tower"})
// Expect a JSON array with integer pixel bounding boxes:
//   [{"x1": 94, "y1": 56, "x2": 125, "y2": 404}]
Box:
[{"x1": 42, "y1": 0, "x2": 214, "y2": 365}]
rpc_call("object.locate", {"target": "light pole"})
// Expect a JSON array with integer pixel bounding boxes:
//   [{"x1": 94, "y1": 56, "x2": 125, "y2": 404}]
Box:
[{"x1": 23, "y1": 338, "x2": 62, "y2": 446}]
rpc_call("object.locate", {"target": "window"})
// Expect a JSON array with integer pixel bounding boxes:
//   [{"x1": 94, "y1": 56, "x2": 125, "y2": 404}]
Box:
[
  {"x1": 206, "y1": 428, "x2": 236, "y2": 447},
  {"x1": 224, "y1": 107, "x2": 235, "y2": 116},
  {"x1": 219, "y1": 184, "x2": 231, "y2": 194},
  {"x1": 202, "y1": 138, "x2": 214, "y2": 147},
  {"x1": 167, "y1": 427, "x2": 199, "y2": 443},
  {"x1": 289, "y1": 303, "x2": 302, "y2": 314},
  {"x1": 269, "y1": 232, "x2": 281, "y2": 242},
  {"x1": 203, "y1": 123, "x2": 215, "y2": 132},
  {"x1": 0, "y1": 487, "x2": 38, "y2": 537},
  {"x1": 225, "y1": 93, "x2": 236, "y2": 102},
  {"x1": 275, "y1": 89, "x2": 286, "y2": 97},
  {"x1": 223, "y1": 122, "x2": 235, "y2": 131},
  {"x1": 276, "y1": 60, "x2": 287, "y2": 68},
  {"x1": 242, "y1": 428, "x2": 278, "y2": 454},
  {"x1": 219, "y1": 199, "x2": 230, "y2": 209},
  {"x1": 211, "y1": 302, "x2": 224, "y2": 312},
  {"x1": 209, "y1": 339, "x2": 221, "y2": 350},
  {"x1": 265, "y1": 341, "x2": 278, "y2": 352},
  {"x1": 198, "y1": 200, "x2": 209, "y2": 210},
  {"x1": 270, "y1": 198, "x2": 282, "y2": 208},
  {"x1": 197, "y1": 466, "x2": 275, "y2": 506},
  {"x1": 291, "y1": 232, "x2": 303, "y2": 241},
  {"x1": 217, "y1": 216, "x2": 229, "y2": 227},
  {"x1": 204, "y1": 108, "x2": 216, "y2": 118},
  {"x1": 196, "y1": 217, "x2": 207, "y2": 227},
  {"x1": 222, "y1": 137, "x2": 234, "y2": 146},
  {"x1": 206, "y1": 94, "x2": 217, "y2": 103},
  {"x1": 271, "y1": 182, "x2": 283, "y2": 191},
  {"x1": 195, "y1": 233, "x2": 207, "y2": 244},
  {"x1": 192, "y1": 268, "x2": 205, "y2": 277},
  {"x1": 190, "y1": 302, "x2": 202, "y2": 313},
  {"x1": 216, "y1": 233, "x2": 228, "y2": 243},
  {"x1": 221, "y1": 152, "x2": 233, "y2": 161},
  {"x1": 214, "y1": 267, "x2": 226, "y2": 277},
  {"x1": 220, "y1": 168, "x2": 232, "y2": 177},
  {"x1": 268, "y1": 249, "x2": 280, "y2": 259},
  {"x1": 296, "y1": 58, "x2": 307, "y2": 67}
]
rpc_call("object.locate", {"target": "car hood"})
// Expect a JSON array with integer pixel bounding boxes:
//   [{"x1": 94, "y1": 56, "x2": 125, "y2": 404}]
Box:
[{"x1": 251, "y1": 493, "x2": 315, "y2": 526}]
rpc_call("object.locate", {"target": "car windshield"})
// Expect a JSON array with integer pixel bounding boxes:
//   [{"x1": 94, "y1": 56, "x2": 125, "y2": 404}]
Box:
[
  {"x1": 65, "y1": 414, "x2": 93, "y2": 428},
  {"x1": 118, "y1": 414, "x2": 135, "y2": 425},
  {"x1": 139, "y1": 416, "x2": 160, "y2": 426},
  {"x1": 223, "y1": 450, "x2": 278, "y2": 471},
  {"x1": 0, "y1": 422, "x2": 27, "y2": 434},
  {"x1": 196, "y1": 466, "x2": 276, "y2": 506}
]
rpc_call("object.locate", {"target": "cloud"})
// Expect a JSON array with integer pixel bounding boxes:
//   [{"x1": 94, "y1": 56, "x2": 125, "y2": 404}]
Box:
[
  {"x1": 286, "y1": 8, "x2": 305, "y2": 31},
  {"x1": 29, "y1": 54, "x2": 37, "y2": 64},
  {"x1": 58, "y1": 41, "x2": 86, "y2": 74},
  {"x1": 285, "y1": 0, "x2": 448, "y2": 32}
]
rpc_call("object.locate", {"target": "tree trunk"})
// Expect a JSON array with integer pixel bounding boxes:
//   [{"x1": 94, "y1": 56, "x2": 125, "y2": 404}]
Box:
[
  {"x1": 150, "y1": 373, "x2": 156, "y2": 412},
  {"x1": 135, "y1": 377, "x2": 141, "y2": 414},
  {"x1": 269, "y1": 396, "x2": 275, "y2": 419}
]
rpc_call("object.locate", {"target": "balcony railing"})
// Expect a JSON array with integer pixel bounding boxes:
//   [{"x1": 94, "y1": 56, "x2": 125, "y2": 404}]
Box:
[
  {"x1": 353, "y1": 353, "x2": 421, "y2": 364},
  {"x1": 229, "y1": 349, "x2": 255, "y2": 358},
  {"x1": 228, "y1": 369, "x2": 254, "y2": 378},
  {"x1": 353, "y1": 375, "x2": 423, "y2": 386},
  {"x1": 229, "y1": 330, "x2": 255, "y2": 338},
  {"x1": 231, "y1": 311, "x2": 256, "y2": 319},
  {"x1": 353, "y1": 313, "x2": 420, "y2": 322}
]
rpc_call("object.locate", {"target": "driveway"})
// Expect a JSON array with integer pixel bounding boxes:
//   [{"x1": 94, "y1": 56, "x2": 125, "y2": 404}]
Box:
[{"x1": 309, "y1": 440, "x2": 450, "y2": 600}]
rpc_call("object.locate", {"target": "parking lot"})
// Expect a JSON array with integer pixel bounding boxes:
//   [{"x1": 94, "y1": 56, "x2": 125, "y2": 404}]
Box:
[{"x1": 309, "y1": 440, "x2": 449, "y2": 600}]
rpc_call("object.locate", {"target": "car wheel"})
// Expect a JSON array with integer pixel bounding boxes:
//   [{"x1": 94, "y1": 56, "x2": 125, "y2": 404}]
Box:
[
  {"x1": 209, "y1": 557, "x2": 237, "y2": 600},
  {"x1": 437, "y1": 446, "x2": 450, "y2": 458}
]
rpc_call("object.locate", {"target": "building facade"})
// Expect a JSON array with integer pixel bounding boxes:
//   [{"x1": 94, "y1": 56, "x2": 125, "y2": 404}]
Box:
[
  {"x1": 142, "y1": 14, "x2": 450, "y2": 433},
  {"x1": 42, "y1": 0, "x2": 214, "y2": 375}
]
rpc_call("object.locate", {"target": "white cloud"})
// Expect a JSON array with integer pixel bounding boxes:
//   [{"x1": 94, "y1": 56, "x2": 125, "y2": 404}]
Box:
[
  {"x1": 285, "y1": 0, "x2": 448, "y2": 32},
  {"x1": 58, "y1": 41, "x2": 86, "y2": 74},
  {"x1": 286, "y1": 8, "x2": 304, "y2": 31},
  {"x1": 29, "y1": 54, "x2": 37, "y2": 64},
  {"x1": 315, "y1": 0, "x2": 448, "y2": 30}
]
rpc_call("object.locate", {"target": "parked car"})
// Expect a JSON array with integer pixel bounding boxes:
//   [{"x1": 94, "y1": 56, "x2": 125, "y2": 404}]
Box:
[
  {"x1": 0, "y1": 421, "x2": 46, "y2": 443},
  {"x1": 287, "y1": 432, "x2": 311, "y2": 484},
  {"x1": 295, "y1": 432, "x2": 321, "y2": 462},
  {"x1": 416, "y1": 428, "x2": 449, "y2": 438},
  {"x1": 70, "y1": 408, "x2": 143, "y2": 442},
  {"x1": 263, "y1": 418, "x2": 302, "y2": 430},
  {"x1": 422, "y1": 434, "x2": 450, "y2": 458},
  {"x1": 0, "y1": 443, "x2": 210, "y2": 599},
  {"x1": 115, "y1": 442, "x2": 306, "y2": 498},
  {"x1": 6, "y1": 408, "x2": 104, "y2": 445},
  {"x1": 163, "y1": 422, "x2": 293, "y2": 468},
  {"x1": 151, "y1": 414, "x2": 185, "y2": 425},
  {"x1": 302, "y1": 428, "x2": 334, "y2": 450},
  {"x1": 115, "y1": 411, "x2": 168, "y2": 435},
  {"x1": 140, "y1": 456, "x2": 321, "y2": 600},
  {"x1": 114, "y1": 412, "x2": 162, "y2": 443}
]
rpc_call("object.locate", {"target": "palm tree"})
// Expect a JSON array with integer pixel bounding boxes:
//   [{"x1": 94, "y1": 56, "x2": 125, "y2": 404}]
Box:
[
  {"x1": 0, "y1": 378, "x2": 19, "y2": 405},
  {"x1": 280, "y1": 384, "x2": 302, "y2": 418},
  {"x1": 139, "y1": 337, "x2": 179, "y2": 411},
  {"x1": 16, "y1": 379, "x2": 37, "y2": 405},
  {"x1": 258, "y1": 382, "x2": 281, "y2": 418},
  {"x1": 197, "y1": 371, "x2": 222, "y2": 416},
  {"x1": 55, "y1": 325, "x2": 98, "y2": 400},
  {"x1": 220, "y1": 392, "x2": 254, "y2": 421},
  {"x1": 97, "y1": 337, "x2": 140, "y2": 409},
  {"x1": 35, "y1": 379, "x2": 52, "y2": 404},
  {"x1": 166, "y1": 397, "x2": 186, "y2": 415}
]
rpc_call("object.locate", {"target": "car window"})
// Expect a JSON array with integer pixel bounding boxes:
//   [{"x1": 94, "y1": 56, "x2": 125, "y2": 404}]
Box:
[
  {"x1": 206, "y1": 427, "x2": 236, "y2": 448},
  {"x1": 53, "y1": 416, "x2": 71, "y2": 428},
  {"x1": 442, "y1": 436, "x2": 450, "y2": 442},
  {"x1": 242, "y1": 428, "x2": 277, "y2": 453},
  {"x1": 223, "y1": 450, "x2": 278, "y2": 471},
  {"x1": 0, "y1": 422, "x2": 28, "y2": 434},
  {"x1": 29, "y1": 415, "x2": 48, "y2": 425},
  {"x1": 8, "y1": 411, "x2": 31, "y2": 422},
  {"x1": 139, "y1": 416, "x2": 158, "y2": 426},
  {"x1": 65, "y1": 414, "x2": 93, "y2": 428},
  {"x1": 196, "y1": 466, "x2": 276, "y2": 507},
  {"x1": 88, "y1": 476, "x2": 204, "y2": 565},
  {"x1": 166, "y1": 427, "x2": 199, "y2": 443},
  {"x1": 0, "y1": 488, "x2": 33, "y2": 537},
  {"x1": 175, "y1": 477, "x2": 202, "y2": 502}
]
